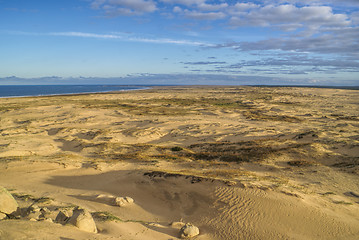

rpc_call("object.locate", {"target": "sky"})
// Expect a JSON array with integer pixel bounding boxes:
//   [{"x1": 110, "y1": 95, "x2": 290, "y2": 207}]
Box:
[{"x1": 0, "y1": 0, "x2": 359, "y2": 85}]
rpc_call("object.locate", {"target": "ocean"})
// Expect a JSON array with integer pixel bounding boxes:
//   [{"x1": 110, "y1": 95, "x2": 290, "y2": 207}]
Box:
[{"x1": 0, "y1": 85, "x2": 149, "y2": 98}]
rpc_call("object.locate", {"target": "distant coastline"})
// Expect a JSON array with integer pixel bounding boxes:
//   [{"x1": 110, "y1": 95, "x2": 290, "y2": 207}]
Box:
[
  {"x1": 0, "y1": 84, "x2": 358, "y2": 98},
  {"x1": 0, "y1": 85, "x2": 151, "y2": 98}
]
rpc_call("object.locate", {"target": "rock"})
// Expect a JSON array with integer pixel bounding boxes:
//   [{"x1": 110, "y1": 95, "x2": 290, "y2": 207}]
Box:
[
  {"x1": 0, "y1": 213, "x2": 6, "y2": 220},
  {"x1": 113, "y1": 196, "x2": 134, "y2": 207},
  {"x1": 39, "y1": 207, "x2": 52, "y2": 219},
  {"x1": 26, "y1": 211, "x2": 42, "y2": 221},
  {"x1": 68, "y1": 207, "x2": 97, "y2": 233},
  {"x1": 96, "y1": 194, "x2": 115, "y2": 199},
  {"x1": 8, "y1": 207, "x2": 22, "y2": 219},
  {"x1": 27, "y1": 204, "x2": 40, "y2": 213},
  {"x1": 25, "y1": 204, "x2": 42, "y2": 220},
  {"x1": 179, "y1": 223, "x2": 200, "y2": 239},
  {"x1": 41, "y1": 207, "x2": 50, "y2": 213},
  {"x1": 124, "y1": 197, "x2": 134, "y2": 204},
  {"x1": 55, "y1": 210, "x2": 70, "y2": 224},
  {"x1": 95, "y1": 194, "x2": 116, "y2": 204},
  {"x1": 0, "y1": 187, "x2": 19, "y2": 217},
  {"x1": 40, "y1": 207, "x2": 51, "y2": 216}
]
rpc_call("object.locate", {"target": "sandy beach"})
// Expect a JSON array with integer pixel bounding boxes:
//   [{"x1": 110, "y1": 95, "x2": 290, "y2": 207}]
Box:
[{"x1": 0, "y1": 86, "x2": 359, "y2": 239}]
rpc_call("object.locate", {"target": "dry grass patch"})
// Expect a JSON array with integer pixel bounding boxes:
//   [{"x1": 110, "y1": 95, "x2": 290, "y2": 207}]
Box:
[
  {"x1": 243, "y1": 110, "x2": 302, "y2": 122},
  {"x1": 186, "y1": 140, "x2": 307, "y2": 163}
]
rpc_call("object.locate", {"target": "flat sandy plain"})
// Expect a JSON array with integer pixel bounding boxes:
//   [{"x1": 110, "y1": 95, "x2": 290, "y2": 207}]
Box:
[{"x1": 0, "y1": 86, "x2": 359, "y2": 239}]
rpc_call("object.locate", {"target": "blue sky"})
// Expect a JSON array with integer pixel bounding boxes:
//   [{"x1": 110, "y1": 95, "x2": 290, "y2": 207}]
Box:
[{"x1": 0, "y1": 0, "x2": 359, "y2": 85}]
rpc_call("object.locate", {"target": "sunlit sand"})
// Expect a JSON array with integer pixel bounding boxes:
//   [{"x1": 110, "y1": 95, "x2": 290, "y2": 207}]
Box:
[{"x1": 0, "y1": 86, "x2": 358, "y2": 239}]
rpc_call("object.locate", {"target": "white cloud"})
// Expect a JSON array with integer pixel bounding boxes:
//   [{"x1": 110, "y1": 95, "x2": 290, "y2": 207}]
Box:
[
  {"x1": 159, "y1": 0, "x2": 205, "y2": 7},
  {"x1": 182, "y1": 9, "x2": 226, "y2": 20},
  {"x1": 50, "y1": 31, "x2": 211, "y2": 46},
  {"x1": 197, "y1": 3, "x2": 228, "y2": 11},
  {"x1": 159, "y1": 0, "x2": 228, "y2": 20},
  {"x1": 108, "y1": 0, "x2": 157, "y2": 12},
  {"x1": 230, "y1": 2, "x2": 260, "y2": 13},
  {"x1": 50, "y1": 32, "x2": 122, "y2": 39},
  {"x1": 229, "y1": 4, "x2": 350, "y2": 32},
  {"x1": 275, "y1": 0, "x2": 359, "y2": 7},
  {"x1": 87, "y1": 0, "x2": 358, "y2": 59},
  {"x1": 91, "y1": 0, "x2": 157, "y2": 15},
  {"x1": 216, "y1": 25, "x2": 359, "y2": 57},
  {"x1": 173, "y1": 6, "x2": 182, "y2": 13}
]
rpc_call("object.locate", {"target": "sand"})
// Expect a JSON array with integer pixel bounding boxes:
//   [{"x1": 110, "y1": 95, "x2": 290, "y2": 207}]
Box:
[{"x1": 0, "y1": 86, "x2": 358, "y2": 239}]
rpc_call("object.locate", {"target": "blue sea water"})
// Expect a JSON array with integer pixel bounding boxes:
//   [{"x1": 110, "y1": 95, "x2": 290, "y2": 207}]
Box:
[{"x1": 0, "y1": 85, "x2": 149, "y2": 98}]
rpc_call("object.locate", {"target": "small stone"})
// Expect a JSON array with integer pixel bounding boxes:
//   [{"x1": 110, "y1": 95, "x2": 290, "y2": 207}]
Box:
[
  {"x1": 67, "y1": 207, "x2": 97, "y2": 233},
  {"x1": 114, "y1": 196, "x2": 134, "y2": 207},
  {"x1": 0, "y1": 187, "x2": 19, "y2": 216},
  {"x1": 179, "y1": 223, "x2": 200, "y2": 239}
]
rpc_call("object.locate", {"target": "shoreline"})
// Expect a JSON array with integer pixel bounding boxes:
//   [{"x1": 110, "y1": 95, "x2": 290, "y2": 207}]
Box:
[
  {"x1": 1, "y1": 84, "x2": 358, "y2": 99},
  {"x1": 0, "y1": 85, "x2": 152, "y2": 99}
]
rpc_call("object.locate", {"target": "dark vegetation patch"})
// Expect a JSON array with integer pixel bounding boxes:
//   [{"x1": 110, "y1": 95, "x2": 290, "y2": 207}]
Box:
[
  {"x1": 12, "y1": 193, "x2": 53, "y2": 203},
  {"x1": 0, "y1": 156, "x2": 28, "y2": 162},
  {"x1": 186, "y1": 140, "x2": 311, "y2": 163},
  {"x1": 92, "y1": 211, "x2": 146, "y2": 224},
  {"x1": 272, "y1": 101, "x2": 301, "y2": 106},
  {"x1": 287, "y1": 160, "x2": 313, "y2": 167},
  {"x1": 0, "y1": 104, "x2": 23, "y2": 112},
  {"x1": 293, "y1": 131, "x2": 319, "y2": 140},
  {"x1": 320, "y1": 192, "x2": 335, "y2": 196},
  {"x1": 171, "y1": 146, "x2": 183, "y2": 152},
  {"x1": 243, "y1": 110, "x2": 302, "y2": 122},
  {"x1": 70, "y1": 97, "x2": 258, "y2": 116},
  {"x1": 332, "y1": 161, "x2": 359, "y2": 169},
  {"x1": 144, "y1": 171, "x2": 236, "y2": 185},
  {"x1": 76, "y1": 99, "x2": 192, "y2": 116},
  {"x1": 94, "y1": 140, "x2": 313, "y2": 164},
  {"x1": 332, "y1": 200, "x2": 353, "y2": 205},
  {"x1": 336, "y1": 116, "x2": 359, "y2": 121},
  {"x1": 344, "y1": 191, "x2": 359, "y2": 198},
  {"x1": 92, "y1": 211, "x2": 122, "y2": 222}
]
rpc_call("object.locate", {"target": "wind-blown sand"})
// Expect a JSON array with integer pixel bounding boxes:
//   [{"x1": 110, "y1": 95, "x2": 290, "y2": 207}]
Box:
[{"x1": 0, "y1": 86, "x2": 358, "y2": 239}]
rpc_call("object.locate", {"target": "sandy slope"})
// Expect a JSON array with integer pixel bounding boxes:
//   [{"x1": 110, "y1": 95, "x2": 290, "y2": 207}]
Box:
[{"x1": 0, "y1": 86, "x2": 359, "y2": 239}]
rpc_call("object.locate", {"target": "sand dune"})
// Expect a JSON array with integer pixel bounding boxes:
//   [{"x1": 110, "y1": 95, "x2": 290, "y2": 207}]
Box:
[{"x1": 0, "y1": 86, "x2": 359, "y2": 239}]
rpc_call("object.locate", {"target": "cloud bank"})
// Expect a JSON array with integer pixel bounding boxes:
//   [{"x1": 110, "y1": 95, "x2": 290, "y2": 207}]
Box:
[
  {"x1": 1, "y1": 74, "x2": 358, "y2": 86},
  {"x1": 89, "y1": 0, "x2": 359, "y2": 59}
]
